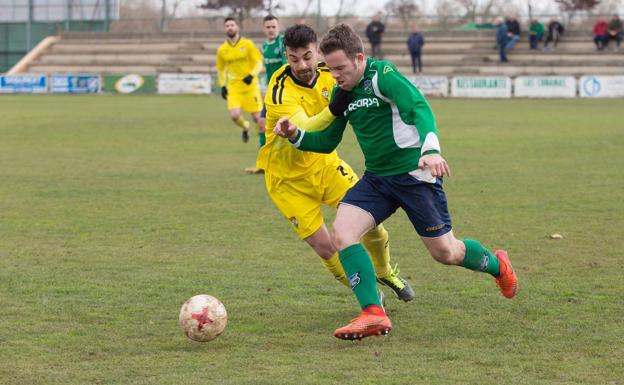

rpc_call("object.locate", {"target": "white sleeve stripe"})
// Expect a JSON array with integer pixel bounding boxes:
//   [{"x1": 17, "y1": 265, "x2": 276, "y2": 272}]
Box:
[
  {"x1": 292, "y1": 130, "x2": 305, "y2": 148},
  {"x1": 421, "y1": 132, "x2": 441, "y2": 154}
]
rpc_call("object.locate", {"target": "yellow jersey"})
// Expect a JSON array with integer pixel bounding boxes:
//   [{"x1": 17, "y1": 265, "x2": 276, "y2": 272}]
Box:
[
  {"x1": 216, "y1": 37, "x2": 263, "y2": 89},
  {"x1": 258, "y1": 63, "x2": 339, "y2": 180}
]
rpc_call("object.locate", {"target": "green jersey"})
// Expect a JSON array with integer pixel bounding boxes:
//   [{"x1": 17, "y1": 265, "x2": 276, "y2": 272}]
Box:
[
  {"x1": 293, "y1": 57, "x2": 440, "y2": 177},
  {"x1": 262, "y1": 34, "x2": 287, "y2": 84}
]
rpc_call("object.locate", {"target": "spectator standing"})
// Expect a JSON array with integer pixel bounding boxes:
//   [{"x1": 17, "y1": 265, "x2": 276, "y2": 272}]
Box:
[
  {"x1": 505, "y1": 16, "x2": 521, "y2": 51},
  {"x1": 495, "y1": 17, "x2": 509, "y2": 62},
  {"x1": 544, "y1": 18, "x2": 564, "y2": 51},
  {"x1": 593, "y1": 19, "x2": 610, "y2": 51},
  {"x1": 528, "y1": 19, "x2": 544, "y2": 50},
  {"x1": 608, "y1": 15, "x2": 623, "y2": 50},
  {"x1": 366, "y1": 14, "x2": 385, "y2": 58},
  {"x1": 407, "y1": 26, "x2": 425, "y2": 73}
]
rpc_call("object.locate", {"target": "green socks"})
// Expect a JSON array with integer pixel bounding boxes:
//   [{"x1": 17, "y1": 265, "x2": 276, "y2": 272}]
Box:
[
  {"x1": 339, "y1": 243, "x2": 381, "y2": 309},
  {"x1": 259, "y1": 132, "x2": 266, "y2": 146},
  {"x1": 461, "y1": 239, "x2": 500, "y2": 276}
]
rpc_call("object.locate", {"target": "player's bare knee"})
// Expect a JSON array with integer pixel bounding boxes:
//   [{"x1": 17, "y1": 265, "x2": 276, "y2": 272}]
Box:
[
  {"x1": 330, "y1": 226, "x2": 355, "y2": 251},
  {"x1": 430, "y1": 247, "x2": 457, "y2": 265}
]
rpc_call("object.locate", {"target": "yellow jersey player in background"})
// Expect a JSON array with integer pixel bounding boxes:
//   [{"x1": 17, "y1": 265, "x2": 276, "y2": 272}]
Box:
[
  {"x1": 216, "y1": 17, "x2": 265, "y2": 173},
  {"x1": 258, "y1": 24, "x2": 415, "y2": 303}
]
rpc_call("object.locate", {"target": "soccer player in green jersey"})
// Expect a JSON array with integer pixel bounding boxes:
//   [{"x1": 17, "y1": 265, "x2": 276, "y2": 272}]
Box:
[
  {"x1": 275, "y1": 24, "x2": 518, "y2": 340},
  {"x1": 261, "y1": 15, "x2": 287, "y2": 86}
]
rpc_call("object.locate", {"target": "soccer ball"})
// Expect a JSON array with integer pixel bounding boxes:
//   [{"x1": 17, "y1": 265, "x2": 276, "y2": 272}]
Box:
[{"x1": 179, "y1": 294, "x2": 227, "y2": 342}]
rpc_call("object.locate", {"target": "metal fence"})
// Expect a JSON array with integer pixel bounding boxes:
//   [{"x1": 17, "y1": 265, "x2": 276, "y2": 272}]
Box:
[{"x1": 0, "y1": 0, "x2": 118, "y2": 71}]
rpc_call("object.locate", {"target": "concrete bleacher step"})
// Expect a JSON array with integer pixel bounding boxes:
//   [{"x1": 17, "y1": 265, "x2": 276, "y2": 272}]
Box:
[{"x1": 20, "y1": 31, "x2": 624, "y2": 77}]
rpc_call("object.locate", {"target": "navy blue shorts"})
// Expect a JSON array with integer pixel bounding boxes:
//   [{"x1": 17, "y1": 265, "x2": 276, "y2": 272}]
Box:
[
  {"x1": 341, "y1": 172, "x2": 452, "y2": 237},
  {"x1": 260, "y1": 104, "x2": 267, "y2": 118}
]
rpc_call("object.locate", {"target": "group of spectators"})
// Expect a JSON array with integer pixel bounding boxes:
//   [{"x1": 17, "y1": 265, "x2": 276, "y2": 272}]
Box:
[
  {"x1": 592, "y1": 15, "x2": 623, "y2": 50},
  {"x1": 496, "y1": 16, "x2": 565, "y2": 62},
  {"x1": 497, "y1": 14, "x2": 623, "y2": 62},
  {"x1": 364, "y1": 13, "x2": 623, "y2": 70}
]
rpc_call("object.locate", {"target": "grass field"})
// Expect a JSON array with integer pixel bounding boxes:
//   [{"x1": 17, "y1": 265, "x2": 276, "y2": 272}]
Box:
[{"x1": 0, "y1": 95, "x2": 622, "y2": 385}]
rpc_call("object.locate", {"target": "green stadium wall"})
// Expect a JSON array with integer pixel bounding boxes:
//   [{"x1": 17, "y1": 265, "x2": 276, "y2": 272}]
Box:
[{"x1": 0, "y1": 21, "x2": 108, "y2": 73}]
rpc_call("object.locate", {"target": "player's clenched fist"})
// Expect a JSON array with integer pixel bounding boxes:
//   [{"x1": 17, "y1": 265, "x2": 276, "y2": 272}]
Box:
[
  {"x1": 274, "y1": 117, "x2": 298, "y2": 141},
  {"x1": 418, "y1": 153, "x2": 451, "y2": 177}
]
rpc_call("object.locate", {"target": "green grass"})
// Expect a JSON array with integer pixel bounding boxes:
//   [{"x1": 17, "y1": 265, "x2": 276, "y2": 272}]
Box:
[{"x1": 0, "y1": 95, "x2": 622, "y2": 385}]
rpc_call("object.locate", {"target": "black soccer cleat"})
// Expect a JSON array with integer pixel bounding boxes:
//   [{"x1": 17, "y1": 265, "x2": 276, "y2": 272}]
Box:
[{"x1": 376, "y1": 264, "x2": 415, "y2": 302}]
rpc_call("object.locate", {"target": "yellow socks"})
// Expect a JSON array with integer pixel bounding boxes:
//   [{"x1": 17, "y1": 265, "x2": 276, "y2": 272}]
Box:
[
  {"x1": 320, "y1": 253, "x2": 349, "y2": 287},
  {"x1": 234, "y1": 116, "x2": 250, "y2": 130},
  {"x1": 362, "y1": 224, "x2": 392, "y2": 278}
]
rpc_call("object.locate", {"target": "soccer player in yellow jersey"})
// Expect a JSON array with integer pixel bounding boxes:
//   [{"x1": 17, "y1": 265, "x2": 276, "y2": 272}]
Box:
[
  {"x1": 258, "y1": 24, "x2": 415, "y2": 302},
  {"x1": 216, "y1": 17, "x2": 265, "y2": 173}
]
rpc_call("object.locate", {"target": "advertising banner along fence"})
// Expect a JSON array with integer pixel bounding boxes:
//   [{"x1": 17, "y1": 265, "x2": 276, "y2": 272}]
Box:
[
  {"x1": 157, "y1": 74, "x2": 212, "y2": 94},
  {"x1": 451, "y1": 76, "x2": 512, "y2": 98},
  {"x1": 410, "y1": 76, "x2": 449, "y2": 97},
  {"x1": 0, "y1": 74, "x2": 47, "y2": 94},
  {"x1": 103, "y1": 74, "x2": 156, "y2": 94},
  {"x1": 514, "y1": 76, "x2": 576, "y2": 98},
  {"x1": 579, "y1": 76, "x2": 624, "y2": 98},
  {"x1": 50, "y1": 74, "x2": 101, "y2": 94}
]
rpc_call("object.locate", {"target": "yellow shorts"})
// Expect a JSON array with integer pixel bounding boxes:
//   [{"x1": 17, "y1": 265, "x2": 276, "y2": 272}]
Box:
[
  {"x1": 265, "y1": 158, "x2": 359, "y2": 239},
  {"x1": 227, "y1": 85, "x2": 262, "y2": 113}
]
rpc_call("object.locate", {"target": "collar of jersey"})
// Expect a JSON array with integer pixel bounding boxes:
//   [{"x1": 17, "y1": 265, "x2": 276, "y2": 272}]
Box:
[
  {"x1": 226, "y1": 37, "x2": 241, "y2": 47},
  {"x1": 353, "y1": 57, "x2": 376, "y2": 90},
  {"x1": 285, "y1": 66, "x2": 320, "y2": 89}
]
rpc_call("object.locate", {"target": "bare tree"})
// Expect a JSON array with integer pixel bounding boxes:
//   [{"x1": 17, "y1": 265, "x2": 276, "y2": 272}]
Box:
[
  {"x1": 265, "y1": 0, "x2": 278, "y2": 14},
  {"x1": 297, "y1": 0, "x2": 315, "y2": 19},
  {"x1": 555, "y1": 0, "x2": 601, "y2": 10},
  {"x1": 555, "y1": 0, "x2": 601, "y2": 25},
  {"x1": 435, "y1": 0, "x2": 456, "y2": 30},
  {"x1": 453, "y1": 0, "x2": 501, "y2": 23},
  {"x1": 119, "y1": 0, "x2": 160, "y2": 19},
  {"x1": 198, "y1": 0, "x2": 264, "y2": 25},
  {"x1": 169, "y1": 0, "x2": 187, "y2": 18},
  {"x1": 385, "y1": 0, "x2": 421, "y2": 31},
  {"x1": 335, "y1": 0, "x2": 347, "y2": 22},
  {"x1": 588, "y1": 0, "x2": 623, "y2": 14}
]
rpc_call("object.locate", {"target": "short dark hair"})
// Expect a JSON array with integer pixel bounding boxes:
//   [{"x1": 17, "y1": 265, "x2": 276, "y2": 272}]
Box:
[
  {"x1": 284, "y1": 24, "x2": 317, "y2": 49},
  {"x1": 263, "y1": 15, "x2": 278, "y2": 23},
  {"x1": 224, "y1": 16, "x2": 237, "y2": 24},
  {"x1": 320, "y1": 23, "x2": 363, "y2": 59}
]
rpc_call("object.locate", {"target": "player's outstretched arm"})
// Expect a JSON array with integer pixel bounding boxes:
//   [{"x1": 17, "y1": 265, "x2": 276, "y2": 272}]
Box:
[{"x1": 274, "y1": 115, "x2": 348, "y2": 154}]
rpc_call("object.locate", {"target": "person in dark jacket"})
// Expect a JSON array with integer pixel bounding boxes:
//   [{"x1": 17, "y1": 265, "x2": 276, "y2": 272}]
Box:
[
  {"x1": 407, "y1": 26, "x2": 425, "y2": 73},
  {"x1": 495, "y1": 17, "x2": 509, "y2": 62},
  {"x1": 608, "y1": 14, "x2": 622, "y2": 49},
  {"x1": 366, "y1": 14, "x2": 385, "y2": 58},
  {"x1": 504, "y1": 16, "x2": 521, "y2": 51},
  {"x1": 544, "y1": 17, "x2": 564, "y2": 51}
]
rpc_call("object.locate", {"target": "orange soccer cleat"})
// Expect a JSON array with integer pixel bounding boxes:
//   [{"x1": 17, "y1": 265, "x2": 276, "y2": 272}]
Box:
[
  {"x1": 333, "y1": 305, "x2": 392, "y2": 341},
  {"x1": 494, "y1": 250, "x2": 518, "y2": 299}
]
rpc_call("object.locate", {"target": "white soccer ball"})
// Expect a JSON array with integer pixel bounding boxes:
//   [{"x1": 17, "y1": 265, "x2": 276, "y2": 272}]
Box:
[{"x1": 179, "y1": 294, "x2": 227, "y2": 342}]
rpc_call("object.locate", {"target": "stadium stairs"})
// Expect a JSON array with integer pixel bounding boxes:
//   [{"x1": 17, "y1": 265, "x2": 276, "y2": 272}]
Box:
[{"x1": 11, "y1": 30, "x2": 624, "y2": 77}]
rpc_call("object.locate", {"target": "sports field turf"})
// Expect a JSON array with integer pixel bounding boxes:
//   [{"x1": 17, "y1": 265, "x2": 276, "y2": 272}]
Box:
[{"x1": 0, "y1": 95, "x2": 622, "y2": 385}]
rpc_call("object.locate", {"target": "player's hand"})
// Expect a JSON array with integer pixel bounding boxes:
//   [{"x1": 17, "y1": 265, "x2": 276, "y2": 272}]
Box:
[
  {"x1": 242, "y1": 75, "x2": 253, "y2": 85},
  {"x1": 221, "y1": 86, "x2": 228, "y2": 100},
  {"x1": 418, "y1": 153, "x2": 451, "y2": 177},
  {"x1": 274, "y1": 117, "x2": 298, "y2": 141},
  {"x1": 328, "y1": 87, "x2": 353, "y2": 116}
]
